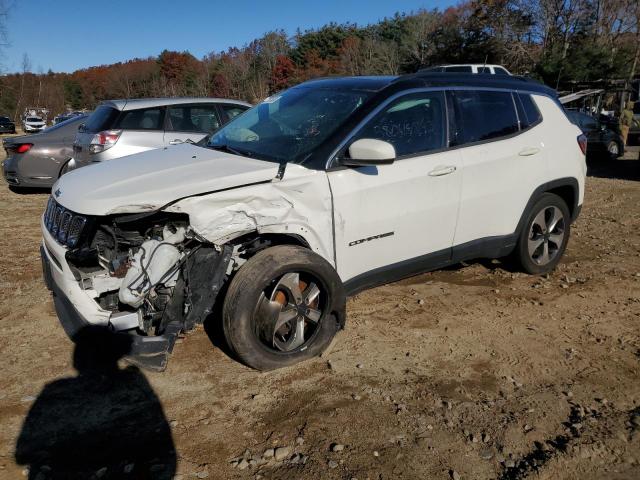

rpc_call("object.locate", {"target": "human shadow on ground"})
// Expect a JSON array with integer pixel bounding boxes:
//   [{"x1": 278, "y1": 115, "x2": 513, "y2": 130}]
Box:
[{"x1": 15, "y1": 325, "x2": 176, "y2": 480}]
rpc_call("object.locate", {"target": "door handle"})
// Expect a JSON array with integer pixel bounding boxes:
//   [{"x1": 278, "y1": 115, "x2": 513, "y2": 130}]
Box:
[
  {"x1": 428, "y1": 165, "x2": 456, "y2": 177},
  {"x1": 169, "y1": 139, "x2": 184, "y2": 145},
  {"x1": 518, "y1": 147, "x2": 540, "y2": 156}
]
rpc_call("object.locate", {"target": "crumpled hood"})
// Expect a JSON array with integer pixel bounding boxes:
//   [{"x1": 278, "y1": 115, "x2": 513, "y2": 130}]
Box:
[{"x1": 53, "y1": 143, "x2": 280, "y2": 215}]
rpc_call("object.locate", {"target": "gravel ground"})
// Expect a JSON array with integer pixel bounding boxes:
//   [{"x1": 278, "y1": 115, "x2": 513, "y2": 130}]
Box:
[{"x1": 0, "y1": 143, "x2": 638, "y2": 480}]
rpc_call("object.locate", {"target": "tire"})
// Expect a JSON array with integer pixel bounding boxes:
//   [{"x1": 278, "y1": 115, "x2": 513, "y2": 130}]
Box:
[
  {"x1": 513, "y1": 193, "x2": 571, "y2": 275},
  {"x1": 222, "y1": 245, "x2": 345, "y2": 370},
  {"x1": 606, "y1": 140, "x2": 620, "y2": 159}
]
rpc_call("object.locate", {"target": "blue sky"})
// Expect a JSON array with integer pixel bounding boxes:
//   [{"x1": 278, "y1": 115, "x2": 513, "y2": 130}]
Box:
[{"x1": 2, "y1": 0, "x2": 456, "y2": 73}]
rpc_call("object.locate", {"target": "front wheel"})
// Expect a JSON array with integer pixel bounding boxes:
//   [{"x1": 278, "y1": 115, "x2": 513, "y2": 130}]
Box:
[
  {"x1": 514, "y1": 193, "x2": 571, "y2": 275},
  {"x1": 222, "y1": 245, "x2": 344, "y2": 370}
]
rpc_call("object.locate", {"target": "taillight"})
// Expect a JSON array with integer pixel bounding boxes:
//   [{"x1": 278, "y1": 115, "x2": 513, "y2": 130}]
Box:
[
  {"x1": 8, "y1": 143, "x2": 33, "y2": 154},
  {"x1": 577, "y1": 134, "x2": 587, "y2": 155},
  {"x1": 89, "y1": 130, "x2": 122, "y2": 154}
]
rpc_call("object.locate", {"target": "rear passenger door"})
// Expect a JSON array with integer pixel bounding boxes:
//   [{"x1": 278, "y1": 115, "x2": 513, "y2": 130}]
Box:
[
  {"x1": 164, "y1": 104, "x2": 223, "y2": 145},
  {"x1": 450, "y1": 90, "x2": 547, "y2": 248}
]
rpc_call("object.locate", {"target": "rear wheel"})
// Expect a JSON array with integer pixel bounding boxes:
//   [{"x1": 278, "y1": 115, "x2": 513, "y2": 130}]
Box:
[
  {"x1": 514, "y1": 193, "x2": 570, "y2": 275},
  {"x1": 222, "y1": 245, "x2": 344, "y2": 370}
]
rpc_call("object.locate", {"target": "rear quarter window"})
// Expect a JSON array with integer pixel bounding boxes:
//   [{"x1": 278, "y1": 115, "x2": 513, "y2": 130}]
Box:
[
  {"x1": 451, "y1": 90, "x2": 519, "y2": 144},
  {"x1": 517, "y1": 93, "x2": 542, "y2": 128},
  {"x1": 114, "y1": 107, "x2": 164, "y2": 130}
]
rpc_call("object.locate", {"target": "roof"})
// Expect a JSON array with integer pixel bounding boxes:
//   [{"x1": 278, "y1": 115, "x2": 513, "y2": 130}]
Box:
[
  {"x1": 295, "y1": 76, "x2": 399, "y2": 92},
  {"x1": 100, "y1": 97, "x2": 253, "y2": 111},
  {"x1": 293, "y1": 73, "x2": 556, "y2": 98},
  {"x1": 396, "y1": 72, "x2": 557, "y2": 97}
]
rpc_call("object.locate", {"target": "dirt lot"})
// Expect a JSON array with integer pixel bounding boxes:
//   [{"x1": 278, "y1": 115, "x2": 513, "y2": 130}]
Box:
[{"x1": 0, "y1": 145, "x2": 639, "y2": 480}]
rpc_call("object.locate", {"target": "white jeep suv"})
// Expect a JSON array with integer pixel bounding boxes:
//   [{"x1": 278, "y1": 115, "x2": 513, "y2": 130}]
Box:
[{"x1": 41, "y1": 73, "x2": 587, "y2": 370}]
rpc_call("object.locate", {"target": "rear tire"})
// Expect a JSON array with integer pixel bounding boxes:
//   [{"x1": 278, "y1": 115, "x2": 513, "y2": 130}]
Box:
[
  {"x1": 222, "y1": 245, "x2": 344, "y2": 370},
  {"x1": 514, "y1": 193, "x2": 571, "y2": 275}
]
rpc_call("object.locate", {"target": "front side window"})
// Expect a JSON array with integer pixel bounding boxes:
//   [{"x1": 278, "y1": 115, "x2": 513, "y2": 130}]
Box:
[
  {"x1": 168, "y1": 105, "x2": 220, "y2": 133},
  {"x1": 494, "y1": 67, "x2": 510, "y2": 75},
  {"x1": 114, "y1": 107, "x2": 164, "y2": 130},
  {"x1": 451, "y1": 90, "x2": 519, "y2": 144},
  {"x1": 351, "y1": 92, "x2": 446, "y2": 158},
  {"x1": 205, "y1": 87, "x2": 372, "y2": 164}
]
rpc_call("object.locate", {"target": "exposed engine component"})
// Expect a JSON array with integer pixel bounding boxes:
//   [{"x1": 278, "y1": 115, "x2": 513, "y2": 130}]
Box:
[{"x1": 119, "y1": 225, "x2": 186, "y2": 308}]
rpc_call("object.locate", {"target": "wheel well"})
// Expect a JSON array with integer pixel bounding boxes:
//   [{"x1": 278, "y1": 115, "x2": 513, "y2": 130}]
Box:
[
  {"x1": 231, "y1": 232, "x2": 311, "y2": 259},
  {"x1": 545, "y1": 184, "x2": 576, "y2": 219}
]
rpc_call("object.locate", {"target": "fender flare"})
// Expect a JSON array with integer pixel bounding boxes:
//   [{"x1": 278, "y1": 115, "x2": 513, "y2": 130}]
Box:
[{"x1": 514, "y1": 177, "x2": 580, "y2": 238}]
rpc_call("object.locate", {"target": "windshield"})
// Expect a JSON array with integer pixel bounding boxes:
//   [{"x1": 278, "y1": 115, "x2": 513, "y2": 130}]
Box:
[
  {"x1": 26, "y1": 117, "x2": 43, "y2": 122},
  {"x1": 204, "y1": 87, "x2": 373, "y2": 164}
]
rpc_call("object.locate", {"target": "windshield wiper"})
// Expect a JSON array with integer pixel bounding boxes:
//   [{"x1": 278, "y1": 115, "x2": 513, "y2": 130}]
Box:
[{"x1": 209, "y1": 143, "x2": 253, "y2": 158}]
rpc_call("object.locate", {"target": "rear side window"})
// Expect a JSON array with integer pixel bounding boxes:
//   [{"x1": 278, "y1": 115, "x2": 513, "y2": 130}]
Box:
[
  {"x1": 517, "y1": 93, "x2": 542, "y2": 128},
  {"x1": 451, "y1": 90, "x2": 519, "y2": 144},
  {"x1": 220, "y1": 104, "x2": 249, "y2": 121},
  {"x1": 478, "y1": 67, "x2": 492, "y2": 74},
  {"x1": 167, "y1": 105, "x2": 220, "y2": 133},
  {"x1": 353, "y1": 91, "x2": 446, "y2": 157},
  {"x1": 114, "y1": 107, "x2": 164, "y2": 130},
  {"x1": 83, "y1": 105, "x2": 119, "y2": 133}
]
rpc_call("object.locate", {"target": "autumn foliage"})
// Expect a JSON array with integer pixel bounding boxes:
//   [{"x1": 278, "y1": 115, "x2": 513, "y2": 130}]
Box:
[{"x1": 1, "y1": 0, "x2": 639, "y2": 119}]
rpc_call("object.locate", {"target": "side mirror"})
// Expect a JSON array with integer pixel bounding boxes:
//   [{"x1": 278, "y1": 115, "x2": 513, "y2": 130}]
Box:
[{"x1": 341, "y1": 138, "x2": 396, "y2": 167}]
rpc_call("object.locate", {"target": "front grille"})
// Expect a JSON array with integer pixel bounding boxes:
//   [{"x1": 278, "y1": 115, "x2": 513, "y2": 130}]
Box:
[{"x1": 44, "y1": 197, "x2": 87, "y2": 248}]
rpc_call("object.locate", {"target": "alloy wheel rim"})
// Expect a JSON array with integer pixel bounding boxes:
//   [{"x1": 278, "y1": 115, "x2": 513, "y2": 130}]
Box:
[
  {"x1": 608, "y1": 142, "x2": 619, "y2": 155},
  {"x1": 255, "y1": 272, "x2": 324, "y2": 352},
  {"x1": 527, "y1": 206, "x2": 565, "y2": 266}
]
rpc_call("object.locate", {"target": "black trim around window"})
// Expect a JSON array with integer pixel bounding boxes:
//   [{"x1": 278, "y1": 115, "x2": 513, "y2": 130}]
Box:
[{"x1": 327, "y1": 86, "x2": 548, "y2": 171}]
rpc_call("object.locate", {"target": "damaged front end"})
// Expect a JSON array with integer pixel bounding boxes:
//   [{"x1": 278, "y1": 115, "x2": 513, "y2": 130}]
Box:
[{"x1": 48, "y1": 199, "x2": 233, "y2": 370}]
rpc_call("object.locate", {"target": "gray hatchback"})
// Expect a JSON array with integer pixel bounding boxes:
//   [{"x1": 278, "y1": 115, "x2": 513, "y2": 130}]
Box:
[
  {"x1": 3, "y1": 114, "x2": 89, "y2": 189},
  {"x1": 71, "y1": 97, "x2": 251, "y2": 170}
]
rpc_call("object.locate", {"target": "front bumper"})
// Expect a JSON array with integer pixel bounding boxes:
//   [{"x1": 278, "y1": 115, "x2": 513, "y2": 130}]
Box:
[
  {"x1": 41, "y1": 216, "x2": 112, "y2": 335},
  {"x1": 41, "y1": 216, "x2": 182, "y2": 370}
]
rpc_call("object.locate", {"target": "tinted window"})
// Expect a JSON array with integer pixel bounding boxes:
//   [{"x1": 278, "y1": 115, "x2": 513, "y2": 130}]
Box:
[
  {"x1": 452, "y1": 90, "x2": 519, "y2": 144},
  {"x1": 26, "y1": 117, "x2": 42, "y2": 122},
  {"x1": 220, "y1": 104, "x2": 249, "y2": 121},
  {"x1": 354, "y1": 92, "x2": 446, "y2": 157},
  {"x1": 0, "y1": 117, "x2": 10, "y2": 122},
  {"x1": 445, "y1": 66, "x2": 473, "y2": 73},
  {"x1": 167, "y1": 105, "x2": 220, "y2": 133},
  {"x1": 114, "y1": 107, "x2": 164, "y2": 130},
  {"x1": 83, "y1": 105, "x2": 120, "y2": 133},
  {"x1": 518, "y1": 93, "x2": 542, "y2": 128},
  {"x1": 494, "y1": 67, "x2": 510, "y2": 75},
  {"x1": 478, "y1": 67, "x2": 492, "y2": 74}
]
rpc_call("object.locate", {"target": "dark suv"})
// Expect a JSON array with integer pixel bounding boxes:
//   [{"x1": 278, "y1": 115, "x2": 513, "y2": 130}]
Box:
[{"x1": 0, "y1": 116, "x2": 16, "y2": 134}]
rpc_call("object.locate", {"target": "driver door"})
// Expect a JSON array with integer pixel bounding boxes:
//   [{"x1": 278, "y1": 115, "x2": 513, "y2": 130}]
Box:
[{"x1": 327, "y1": 90, "x2": 463, "y2": 288}]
